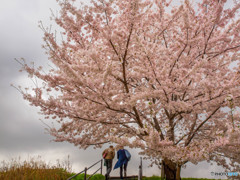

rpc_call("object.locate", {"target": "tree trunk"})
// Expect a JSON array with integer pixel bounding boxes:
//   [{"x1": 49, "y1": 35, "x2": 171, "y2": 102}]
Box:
[
  {"x1": 161, "y1": 160, "x2": 165, "y2": 180},
  {"x1": 163, "y1": 159, "x2": 178, "y2": 180},
  {"x1": 176, "y1": 164, "x2": 181, "y2": 180}
]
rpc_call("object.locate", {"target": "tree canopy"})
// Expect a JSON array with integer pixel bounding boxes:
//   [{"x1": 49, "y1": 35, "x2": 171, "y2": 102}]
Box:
[{"x1": 16, "y1": 0, "x2": 240, "y2": 178}]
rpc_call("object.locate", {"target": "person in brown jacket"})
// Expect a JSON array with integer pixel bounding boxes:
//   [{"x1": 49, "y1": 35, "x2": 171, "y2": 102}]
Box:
[{"x1": 102, "y1": 145, "x2": 115, "y2": 180}]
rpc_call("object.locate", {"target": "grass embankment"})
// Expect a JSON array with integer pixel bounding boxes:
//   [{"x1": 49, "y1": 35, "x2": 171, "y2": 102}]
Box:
[
  {"x1": 0, "y1": 156, "x2": 71, "y2": 180},
  {"x1": 0, "y1": 157, "x2": 226, "y2": 180},
  {"x1": 143, "y1": 176, "x2": 225, "y2": 180},
  {"x1": 0, "y1": 156, "x2": 104, "y2": 180}
]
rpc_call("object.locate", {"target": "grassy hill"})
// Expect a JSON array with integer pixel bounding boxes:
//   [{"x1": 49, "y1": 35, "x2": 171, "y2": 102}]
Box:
[{"x1": 0, "y1": 157, "x2": 227, "y2": 180}]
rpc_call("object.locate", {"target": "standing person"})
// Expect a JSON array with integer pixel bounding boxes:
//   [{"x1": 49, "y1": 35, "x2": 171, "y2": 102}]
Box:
[
  {"x1": 102, "y1": 145, "x2": 115, "y2": 180},
  {"x1": 114, "y1": 146, "x2": 131, "y2": 179}
]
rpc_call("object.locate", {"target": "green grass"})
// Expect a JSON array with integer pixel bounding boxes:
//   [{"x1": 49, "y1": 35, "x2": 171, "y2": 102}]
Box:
[
  {"x1": 0, "y1": 157, "x2": 227, "y2": 180},
  {"x1": 69, "y1": 173, "x2": 104, "y2": 180},
  {"x1": 143, "y1": 176, "x2": 227, "y2": 180}
]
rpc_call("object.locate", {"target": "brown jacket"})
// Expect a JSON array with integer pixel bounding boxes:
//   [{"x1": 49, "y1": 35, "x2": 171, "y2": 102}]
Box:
[{"x1": 102, "y1": 147, "x2": 115, "y2": 160}]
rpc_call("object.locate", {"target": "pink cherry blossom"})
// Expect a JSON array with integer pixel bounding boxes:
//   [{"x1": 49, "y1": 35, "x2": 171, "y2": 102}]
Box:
[{"x1": 16, "y1": 0, "x2": 240, "y2": 179}]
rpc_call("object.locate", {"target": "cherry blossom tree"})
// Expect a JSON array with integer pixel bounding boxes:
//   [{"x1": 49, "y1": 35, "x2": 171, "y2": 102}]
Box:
[{"x1": 16, "y1": 0, "x2": 240, "y2": 179}]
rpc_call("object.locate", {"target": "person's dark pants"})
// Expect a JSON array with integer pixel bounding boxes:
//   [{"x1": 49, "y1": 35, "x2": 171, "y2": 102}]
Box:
[
  {"x1": 105, "y1": 159, "x2": 113, "y2": 179},
  {"x1": 120, "y1": 162, "x2": 128, "y2": 179}
]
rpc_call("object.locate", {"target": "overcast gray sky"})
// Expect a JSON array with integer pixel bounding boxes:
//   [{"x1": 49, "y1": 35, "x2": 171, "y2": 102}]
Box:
[{"x1": 0, "y1": 0, "x2": 233, "y2": 179}]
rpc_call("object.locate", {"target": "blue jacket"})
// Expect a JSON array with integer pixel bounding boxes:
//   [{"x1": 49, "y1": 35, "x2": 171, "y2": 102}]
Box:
[{"x1": 114, "y1": 149, "x2": 128, "y2": 169}]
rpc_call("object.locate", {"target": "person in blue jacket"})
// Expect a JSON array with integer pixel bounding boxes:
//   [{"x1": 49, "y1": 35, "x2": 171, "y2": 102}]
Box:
[{"x1": 114, "y1": 146, "x2": 131, "y2": 179}]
